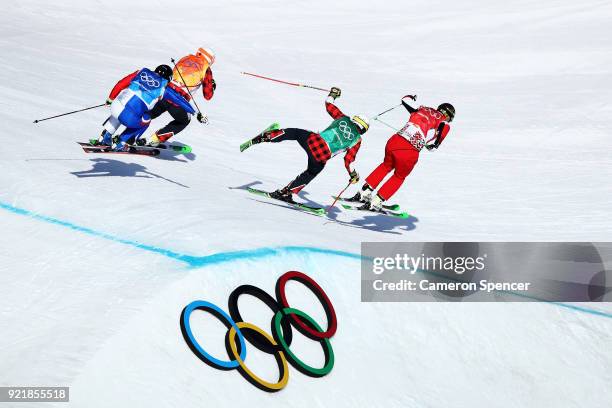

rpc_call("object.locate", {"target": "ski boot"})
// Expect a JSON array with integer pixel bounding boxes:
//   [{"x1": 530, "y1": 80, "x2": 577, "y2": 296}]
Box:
[
  {"x1": 347, "y1": 185, "x2": 373, "y2": 203},
  {"x1": 134, "y1": 137, "x2": 148, "y2": 147},
  {"x1": 111, "y1": 135, "x2": 129, "y2": 152},
  {"x1": 240, "y1": 123, "x2": 280, "y2": 152},
  {"x1": 90, "y1": 130, "x2": 113, "y2": 147},
  {"x1": 269, "y1": 187, "x2": 296, "y2": 204},
  {"x1": 359, "y1": 193, "x2": 384, "y2": 212},
  {"x1": 147, "y1": 131, "x2": 173, "y2": 147}
]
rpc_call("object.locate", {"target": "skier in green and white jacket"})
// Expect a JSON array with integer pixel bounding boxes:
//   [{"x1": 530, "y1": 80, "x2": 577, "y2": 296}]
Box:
[{"x1": 241, "y1": 87, "x2": 370, "y2": 203}]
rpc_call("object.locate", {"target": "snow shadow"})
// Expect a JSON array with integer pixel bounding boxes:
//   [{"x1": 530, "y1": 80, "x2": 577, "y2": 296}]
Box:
[
  {"x1": 70, "y1": 158, "x2": 189, "y2": 188},
  {"x1": 325, "y1": 209, "x2": 419, "y2": 235}
]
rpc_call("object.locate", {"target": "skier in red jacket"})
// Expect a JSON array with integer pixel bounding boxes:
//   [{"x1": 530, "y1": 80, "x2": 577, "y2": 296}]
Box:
[{"x1": 349, "y1": 96, "x2": 455, "y2": 212}]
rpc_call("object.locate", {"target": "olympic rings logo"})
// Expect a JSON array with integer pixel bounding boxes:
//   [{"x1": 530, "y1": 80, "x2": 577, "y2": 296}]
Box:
[
  {"x1": 338, "y1": 120, "x2": 355, "y2": 141},
  {"x1": 180, "y1": 271, "x2": 337, "y2": 392},
  {"x1": 139, "y1": 72, "x2": 160, "y2": 88}
]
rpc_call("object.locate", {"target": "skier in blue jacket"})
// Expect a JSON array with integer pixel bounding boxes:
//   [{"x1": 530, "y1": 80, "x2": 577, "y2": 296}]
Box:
[{"x1": 95, "y1": 65, "x2": 195, "y2": 151}]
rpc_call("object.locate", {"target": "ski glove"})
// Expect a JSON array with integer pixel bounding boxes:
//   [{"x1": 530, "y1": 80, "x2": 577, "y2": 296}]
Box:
[
  {"x1": 402, "y1": 94, "x2": 417, "y2": 102},
  {"x1": 329, "y1": 87, "x2": 341, "y2": 100},
  {"x1": 196, "y1": 112, "x2": 208, "y2": 124},
  {"x1": 212, "y1": 79, "x2": 217, "y2": 92},
  {"x1": 349, "y1": 169, "x2": 360, "y2": 184},
  {"x1": 105, "y1": 98, "x2": 113, "y2": 105},
  {"x1": 425, "y1": 144, "x2": 437, "y2": 151}
]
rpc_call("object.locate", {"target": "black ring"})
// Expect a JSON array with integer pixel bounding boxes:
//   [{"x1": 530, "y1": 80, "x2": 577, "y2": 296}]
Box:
[{"x1": 228, "y1": 284, "x2": 293, "y2": 353}]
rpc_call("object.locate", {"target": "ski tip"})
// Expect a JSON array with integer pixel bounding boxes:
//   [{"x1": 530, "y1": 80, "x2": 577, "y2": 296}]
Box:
[{"x1": 173, "y1": 146, "x2": 192, "y2": 153}]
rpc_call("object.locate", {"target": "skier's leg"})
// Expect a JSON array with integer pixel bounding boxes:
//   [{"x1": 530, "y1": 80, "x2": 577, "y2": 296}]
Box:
[
  {"x1": 271, "y1": 134, "x2": 325, "y2": 201},
  {"x1": 113, "y1": 105, "x2": 150, "y2": 150},
  {"x1": 250, "y1": 126, "x2": 302, "y2": 148},
  {"x1": 240, "y1": 124, "x2": 290, "y2": 152},
  {"x1": 285, "y1": 155, "x2": 325, "y2": 194},
  {"x1": 365, "y1": 135, "x2": 397, "y2": 189},
  {"x1": 375, "y1": 148, "x2": 419, "y2": 202},
  {"x1": 268, "y1": 127, "x2": 305, "y2": 143},
  {"x1": 96, "y1": 101, "x2": 124, "y2": 145},
  {"x1": 149, "y1": 102, "x2": 191, "y2": 145},
  {"x1": 347, "y1": 135, "x2": 395, "y2": 202}
]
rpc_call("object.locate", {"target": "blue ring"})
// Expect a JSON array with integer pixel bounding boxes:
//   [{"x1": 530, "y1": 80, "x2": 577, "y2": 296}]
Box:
[{"x1": 181, "y1": 300, "x2": 247, "y2": 369}]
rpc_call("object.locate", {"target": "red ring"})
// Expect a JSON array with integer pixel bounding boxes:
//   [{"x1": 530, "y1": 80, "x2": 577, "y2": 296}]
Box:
[{"x1": 275, "y1": 271, "x2": 337, "y2": 339}]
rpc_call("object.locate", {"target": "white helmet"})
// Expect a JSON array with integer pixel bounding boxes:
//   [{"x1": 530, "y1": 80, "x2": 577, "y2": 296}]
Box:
[
  {"x1": 351, "y1": 114, "x2": 370, "y2": 134},
  {"x1": 197, "y1": 47, "x2": 216, "y2": 65}
]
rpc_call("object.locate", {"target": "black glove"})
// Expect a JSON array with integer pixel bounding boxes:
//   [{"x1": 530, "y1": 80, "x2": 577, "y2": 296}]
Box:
[
  {"x1": 196, "y1": 112, "x2": 208, "y2": 124},
  {"x1": 329, "y1": 87, "x2": 341, "y2": 100},
  {"x1": 425, "y1": 144, "x2": 437, "y2": 151},
  {"x1": 349, "y1": 169, "x2": 360, "y2": 184},
  {"x1": 105, "y1": 98, "x2": 113, "y2": 105},
  {"x1": 402, "y1": 94, "x2": 417, "y2": 102},
  {"x1": 211, "y1": 79, "x2": 216, "y2": 92}
]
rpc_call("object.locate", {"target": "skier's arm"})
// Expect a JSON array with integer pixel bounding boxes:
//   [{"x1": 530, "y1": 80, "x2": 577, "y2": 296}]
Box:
[
  {"x1": 325, "y1": 87, "x2": 345, "y2": 119},
  {"x1": 325, "y1": 99, "x2": 345, "y2": 119},
  {"x1": 344, "y1": 140, "x2": 361, "y2": 173},
  {"x1": 401, "y1": 100, "x2": 417, "y2": 114},
  {"x1": 400, "y1": 94, "x2": 418, "y2": 113},
  {"x1": 427, "y1": 122, "x2": 450, "y2": 150},
  {"x1": 201, "y1": 68, "x2": 215, "y2": 101},
  {"x1": 163, "y1": 87, "x2": 196, "y2": 115},
  {"x1": 108, "y1": 70, "x2": 138, "y2": 100}
]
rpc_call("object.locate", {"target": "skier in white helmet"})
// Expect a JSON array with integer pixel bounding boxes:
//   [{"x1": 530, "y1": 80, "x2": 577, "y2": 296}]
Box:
[
  {"x1": 240, "y1": 87, "x2": 369, "y2": 203},
  {"x1": 144, "y1": 47, "x2": 217, "y2": 147}
]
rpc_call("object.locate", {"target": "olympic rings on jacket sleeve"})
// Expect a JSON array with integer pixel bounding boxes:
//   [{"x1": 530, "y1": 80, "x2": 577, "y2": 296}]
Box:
[
  {"x1": 275, "y1": 271, "x2": 338, "y2": 340},
  {"x1": 228, "y1": 284, "x2": 293, "y2": 353},
  {"x1": 180, "y1": 300, "x2": 246, "y2": 370},
  {"x1": 273, "y1": 307, "x2": 335, "y2": 377},
  {"x1": 226, "y1": 322, "x2": 289, "y2": 392}
]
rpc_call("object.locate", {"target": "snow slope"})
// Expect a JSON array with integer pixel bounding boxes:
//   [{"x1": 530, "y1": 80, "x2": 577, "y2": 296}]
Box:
[{"x1": 0, "y1": 0, "x2": 611, "y2": 407}]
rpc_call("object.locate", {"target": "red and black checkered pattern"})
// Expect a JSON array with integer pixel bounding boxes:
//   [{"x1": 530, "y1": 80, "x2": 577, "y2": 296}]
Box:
[
  {"x1": 325, "y1": 101, "x2": 345, "y2": 120},
  {"x1": 307, "y1": 134, "x2": 331, "y2": 162},
  {"x1": 343, "y1": 140, "x2": 361, "y2": 172}
]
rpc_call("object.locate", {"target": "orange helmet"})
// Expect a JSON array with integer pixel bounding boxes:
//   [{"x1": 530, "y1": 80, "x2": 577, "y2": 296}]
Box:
[{"x1": 196, "y1": 47, "x2": 216, "y2": 65}]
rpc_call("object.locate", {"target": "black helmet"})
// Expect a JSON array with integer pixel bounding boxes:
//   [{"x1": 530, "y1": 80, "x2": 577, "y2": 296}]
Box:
[
  {"x1": 154, "y1": 64, "x2": 173, "y2": 80},
  {"x1": 437, "y1": 103, "x2": 455, "y2": 122}
]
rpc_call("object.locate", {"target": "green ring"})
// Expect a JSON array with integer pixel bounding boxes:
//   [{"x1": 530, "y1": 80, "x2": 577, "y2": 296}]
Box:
[{"x1": 273, "y1": 307, "x2": 334, "y2": 377}]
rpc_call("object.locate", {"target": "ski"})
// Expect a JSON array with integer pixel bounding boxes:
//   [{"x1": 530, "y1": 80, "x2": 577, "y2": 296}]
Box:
[
  {"x1": 156, "y1": 143, "x2": 192, "y2": 153},
  {"x1": 240, "y1": 122, "x2": 280, "y2": 152},
  {"x1": 84, "y1": 140, "x2": 191, "y2": 153},
  {"x1": 246, "y1": 187, "x2": 325, "y2": 216},
  {"x1": 331, "y1": 195, "x2": 400, "y2": 211},
  {"x1": 77, "y1": 142, "x2": 160, "y2": 157},
  {"x1": 340, "y1": 203, "x2": 409, "y2": 218}
]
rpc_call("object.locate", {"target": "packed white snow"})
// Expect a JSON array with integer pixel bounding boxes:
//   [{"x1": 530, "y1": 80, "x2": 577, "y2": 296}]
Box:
[{"x1": 1, "y1": 0, "x2": 611, "y2": 407}]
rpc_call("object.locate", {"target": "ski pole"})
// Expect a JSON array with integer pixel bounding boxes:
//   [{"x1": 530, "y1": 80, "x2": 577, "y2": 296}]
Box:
[
  {"x1": 33, "y1": 103, "x2": 107, "y2": 123},
  {"x1": 241, "y1": 72, "x2": 330, "y2": 93},
  {"x1": 373, "y1": 117, "x2": 399, "y2": 132},
  {"x1": 170, "y1": 57, "x2": 206, "y2": 123},
  {"x1": 371, "y1": 94, "x2": 416, "y2": 121},
  {"x1": 327, "y1": 182, "x2": 352, "y2": 213},
  {"x1": 372, "y1": 104, "x2": 401, "y2": 120}
]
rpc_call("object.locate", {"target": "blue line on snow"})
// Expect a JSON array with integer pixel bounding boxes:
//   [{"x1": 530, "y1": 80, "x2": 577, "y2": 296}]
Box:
[
  {"x1": 1, "y1": 200, "x2": 611, "y2": 319},
  {"x1": 0, "y1": 202, "x2": 361, "y2": 268}
]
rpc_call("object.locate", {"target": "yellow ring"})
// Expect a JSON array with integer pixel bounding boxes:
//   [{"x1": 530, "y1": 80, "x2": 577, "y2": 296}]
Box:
[{"x1": 227, "y1": 322, "x2": 289, "y2": 391}]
